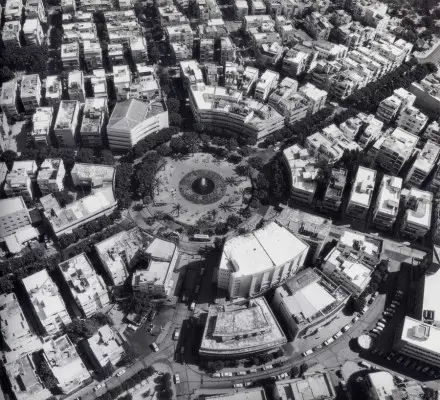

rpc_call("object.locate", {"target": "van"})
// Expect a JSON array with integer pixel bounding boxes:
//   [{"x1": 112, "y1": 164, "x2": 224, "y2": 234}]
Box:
[
  {"x1": 127, "y1": 324, "x2": 137, "y2": 332},
  {"x1": 324, "y1": 337, "x2": 335, "y2": 346},
  {"x1": 189, "y1": 302, "x2": 196, "y2": 311},
  {"x1": 359, "y1": 361, "x2": 371, "y2": 368}
]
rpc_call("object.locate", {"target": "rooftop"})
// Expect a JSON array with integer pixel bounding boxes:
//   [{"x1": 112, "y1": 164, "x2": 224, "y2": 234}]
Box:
[
  {"x1": 87, "y1": 324, "x2": 124, "y2": 366},
  {"x1": 71, "y1": 163, "x2": 115, "y2": 187},
  {"x1": 32, "y1": 107, "x2": 53, "y2": 138},
  {"x1": 0, "y1": 197, "x2": 27, "y2": 219},
  {"x1": 411, "y1": 140, "x2": 440, "y2": 173},
  {"x1": 275, "y1": 372, "x2": 335, "y2": 400},
  {"x1": 376, "y1": 175, "x2": 402, "y2": 217},
  {"x1": 54, "y1": 101, "x2": 79, "y2": 130},
  {"x1": 206, "y1": 388, "x2": 266, "y2": 400},
  {"x1": 20, "y1": 74, "x2": 40, "y2": 99},
  {"x1": 219, "y1": 221, "x2": 309, "y2": 276},
  {"x1": 37, "y1": 159, "x2": 63, "y2": 182},
  {"x1": 349, "y1": 166, "x2": 376, "y2": 208},
  {"x1": 400, "y1": 316, "x2": 440, "y2": 357},
  {"x1": 403, "y1": 188, "x2": 433, "y2": 228}
]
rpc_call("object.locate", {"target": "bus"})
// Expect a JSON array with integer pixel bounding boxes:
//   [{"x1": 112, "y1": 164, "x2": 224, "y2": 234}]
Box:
[{"x1": 192, "y1": 234, "x2": 210, "y2": 242}]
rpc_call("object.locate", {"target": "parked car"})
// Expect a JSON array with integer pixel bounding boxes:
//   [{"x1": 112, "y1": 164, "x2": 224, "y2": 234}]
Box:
[
  {"x1": 174, "y1": 374, "x2": 180, "y2": 384},
  {"x1": 302, "y1": 349, "x2": 313, "y2": 357},
  {"x1": 422, "y1": 366, "x2": 430, "y2": 373},
  {"x1": 377, "y1": 322, "x2": 385, "y2": 328},
  {"x1": 189, "y1": 302, "x2": 196, "y2": 311},
  {"x1": 333, "y1": 331, "x2": 343, "y2": 339},
  {"x1": 352, "y1": 316, "x2": 360, "y2": 323},
  {"x1": 262, "y1": 365, "x2": 273, "y2": 371},
  {"x1": 211, "y1": 373, "x2": 221, "y2": 378},
  {"x1": 150, "y1": 342, "x2": 159, "y2": 352},
  {"x1": 313, "y1": 345, "x2": 323, "y2": 351},
  {"x1": 173, "y1": 329, "x2": 180, "y2": 340},
  {"x1": 324, "y1": 337, "x2": 335, "y2": 346},
  {"x1": 116, "y1": 369, "x2": 126, "y2": 377},
  {"x1": 234, "y1": 383, "x2": 243, "y2": 388},
  {"x1": 359, "y1": 361, "x2": 372, "y2": 368},
  {"x1": 236, "y1": 371, "x2": 246, "y2": 376},
  {"x1": 342, "y1": 324, "x2": 351, "y2": 333},
  {"x1": 244, "y1": 382, "x2": 252, "y2": 387},
  {"x1": 94, "y1": 384, "x2": 104, "y2": 392},
  {"x1": 396, "y1": 356, "x2": 404, "y2": 363},
  {"x1": 147, "y1": 310, "x2": 156, "y2": 321},
  {"x1": 221, "y1": 372, "x2": 233, "y2": 377},
  {"x1": 147, "y1": 324, "x2": 155, "y2": 333}
]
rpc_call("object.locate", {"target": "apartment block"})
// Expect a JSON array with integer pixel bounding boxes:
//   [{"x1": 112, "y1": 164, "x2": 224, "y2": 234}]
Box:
[
  {"x1": 274, "y1": 372, "x2": 336, "y2": 399},
  {"x1": 283, "y1": 144, "x2": 319, "y2": 205},
  {"x1": 61, "y1": 42, "x2": 80, "y2": 70},
  {"x1": 240, "y1": 66, "x2": 260, "y2": 96},
  {"x1": 424, "y1": 121, "x2": 440, "y2": 145},
  {"x1": 91, "y1": 69, "x2": 108, "y2": 98},
  {"x1": 25, "y1": 0, "x2": 46, "y2": 22},
  {"x1": 4, "y1": 161, "x2": 36, "y2": 201},
  {"x1": 68, "y1": 70, "x2": 85, "y2": 102},
  {"x1": 108, "y1": 43, "x2": 124, "y2": 65},
  {"x1": 357, "y1": 113, "x2": 384, "y2": 149},
  {"x1": 4, "y1": 0, "x2": 23, "y2": 21},
  {"x1": 376, "y1": 88, "x2": 416, "y2": 123},
  {"x1": 83, "y1": 40, "x2": 103, "y2": 70},
  {"x1": 80, "y1": 98, "x2": 107, "y2": 148},
  {"x1": 400, "y1": 188, "x2": 433, "y2": 239},
  {"x1": 31, "y1": 107, "x2": 53, "y2": 146},
  {"x1": 112, "y1": 65, "x2": 131, "y2": 102},
  {"x1": 165, "y1": 24, "x2": 194, "y2": 47},
  {"x1": 346, "y1": 166, "x2": 377, "y2": 220},
  {"x1": 372, "y1": 175, "x2": 402, "y2": 231},
  {"x1": 0, "y1": 197, "x2": 31, "y2": 240},
  {"x1": 255, "y1": 69, "x2": 279, "y2": 102},
  {"x1": 303, "y1": 12, "x2": 333, "y2": 40},
  {"x1": 45, "y1": 75, "x2": 62, "y2": 106},
  {"x1": 396, "y1": 105, "x2": 428, "y2": 136},
  {"x1": 234, "y1": 0, "x2": 248, "y2": 18},
  {"x1": 321, "y1": 168, "x2": 347, "y2": 212},
  {"x1": 2, "y1": 20, "x2": 22, "y2": 48},
  {"x1": 54, "y1": 100, "x2": 80, "y2": 148},
  {"x1": 107, "y1": 99, "x2": 168, "y2": 150},
  {"x1": 22, "y1": 269, "x2": 72, "y2": 335},
  {"x1": 0, "y1": 79, "x2": 19, "y2": 118},
  {"x1": 298, "y1": 83, "x2": 327, "y2": 114},
  {"x1": 36, "y1": 158, "x2": 65, "y2": 195},
  {"x1": 409, "y1": 72, "x2": 440, "y2": 115},
  {"x1": 58, "y1": 253, "x2": 110, "y2": 318},
  {"x1": 22, "y1": 18, "x2": 44, "y2": 45},
  {"x1": 85, "y1": 325, "x2": 125, "y2": 369},
  {"x1": 406, "y1": 141, "x2": 440, "y2": 187},
  {"x1": 71, "y1": 163, "x2": 115, "y2": 189},
  {"x1": 373, "y1": 127, "x2": 419, "y2": 176},
  {"x1": 199, "y1": 38, "x2": 214, "y2": 63},
  {"x1": 20, "y1": 74, "x2": 41, "y2": 113},
  {"x1": 170, "y1": 43, "x2": 192, "y2": 61}
]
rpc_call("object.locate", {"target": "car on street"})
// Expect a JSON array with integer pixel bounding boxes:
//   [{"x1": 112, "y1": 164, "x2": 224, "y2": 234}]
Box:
[
  {"x1": 422, "y1": 366, "x2": 430, "y2": 373},
  {"x1": 276, "y1": 373, "x2": 288, "y2": 379},
  {"x1": 236, "y1": 371, "x2": 246, "y2": 376},
  {"x1": 396, "y1": 356, "x2": 404, "y2": 363},
  {"x1": 151, "y1": 342, "x2": 159, "y2": 352},
  {"x1": 244, "y1": 382, "x2": 252, "y2": 387},
  {"x1": 211, "y1": 373, "x2": 221, "y2": 377},
  {"x1": 147, "y1": 310, "x2": 156, "y2": 321},
  {"x1": 262, "y1": 365, "x2": 273, "y2": 371},
  {"x1": 249, "y1": 369, "x2": 257, "y2": 373},
  {"x1": 342, "y1": 324, "x2": 351, "y2": 332},
  {"x1": 352, "y1": 316, "x2": 360, "y2": 323},
  {"x1": 174, "y1": 374, "x2": 180, "y2": 384},
  {"x1": 221, "y1": 372, "x2": 233, "y2": 377},
  {"x1": 116, "y1": 369, "x2": 126, "y2": 377},
  {"x1": 94, "y1": 384, "x2": 104, "y2": 392},
  {"x1": 173, "y1": 329, "x2": 180, "y2": 340},
  {"x1": 333, "y1": 331, "x2": 343, "y2": 339},
  {"x1": 359, "y1": 361, "x2": 371, "y2": 368},
  {"x1": 324, "y1": 337, "x2": 335, "y2": 346},
  {"x1": 189, "y1": 302, "x2": 196, "y2": 311},
  {"x1": 302, "y1": 349, "x2": 313, "y2": 357},
  {"x1": 147, "y1": 324, "x2": 155, "y2": 333},
  {"x1": 233, "y1": 383, "x2": 243, "y2": 388},
  {"x1": 313, "y1": 345, "x2": 323, "y2": 351}
]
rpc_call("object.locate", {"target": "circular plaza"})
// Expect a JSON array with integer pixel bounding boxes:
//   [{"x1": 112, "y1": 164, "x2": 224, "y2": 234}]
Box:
[{"x1": 150, "y1": 153, "x2": 252, "y2": 226}]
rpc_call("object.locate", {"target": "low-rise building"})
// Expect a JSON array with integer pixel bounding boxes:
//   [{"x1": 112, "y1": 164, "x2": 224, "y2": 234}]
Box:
[
  {"x1": 303, "y1": 11, "x2": 333, "y2": 40},
  {"x1": 0, "y1": 79, "x2": 19, "y2": 118},
  {"x1": 321, "y1": 168, "x2": 347, "y2": 213},
  {"x1": 25, "y1": 0, "x2": 46, "y2": 22},
  {"x1": 71, "y1": 163, "x2": 115, "y2": 189},
  {"x1": 45, "y1": 75, "x2": 62, "y2": 106},
  {"x1": 95, "y1": 227, "x2": 145, "y2": 286},
  {"x1": 0, "y1": 197, "x2": 31, "y2": 240},
  {"x1": 37, "y1": 158, "x2": 65, "y2": 195},
  {"x1": 234, "y1": 0, "x2": 248, "y2": 18},
  {"x1": 255, "y1": 69, "x2": 279, "y2": 102},
  {"x1": 61, "y1": 42, "x2": 80, "y2": 70},
  {"x1": 199, "y1": 38, "x2": 214, "y2": 63},
  {"x1": 90, "y1": 69, "x2": 107, "y2": 98},
  {"x1": 357, "y1": 113, "x2": 384, "y2": 149},
  {"x1": 42, "y1": 335, "x2": 91, "y2": 394},
  {"x1": 220, "y1": 36, "x2": 237, "y2": 64},
  {"x1": 4, "y1": 0, "x2": 23, "y2": 21},
  {"x1": 20, "y1": 74, "x2": 41, "y2": 113},
  {"x1": 43, "y1": 186, "x2": 117, "y2": 238},
  {"x1": 31, "y1": 107, "x2": 53, "y2": 146},
  {"x1": 372, "y1": 175, "x2": 402, "y2": 231},
  {"x1": 58, "y1": 253, "x2": 110, "y2": 317},
  {"x1": 22, "y1": 269, "x2": 72, "y2": 335},
  {"x1": 365, "y1": 371, "x2": 424, "y2": 400},
  {"x1": 239, "y1": 66, "x2": 260, "y2": 96},
  {"x1": 165, "y1": 24, "x2": 193, "y2": 48},
  {"x1": 83, "y1": 40, "x2": 103, "y2": 70},
  {"x1": 54, "y1": 100, "x2": 80, "y2": 147},
  {"x1": 84, "y1": 325, "x2": 125, "y2": 369},
  {"x1": 283, "y1": 144, "x2": 318, "y2": 205},
  {"x1": 409, "y1": 71, "x2": 440, "y2": 115},
  {"x1": 298, "y1": 83, "x2": 327, "y2": 114},
  {"x1": 170, "y1": 43, "x2": 192, "y2": 61},
  {"x1": 80, "y1": 97, "x2": 107, "y2": 148},
  {"x1": 250, "y1": 0, "x2": 266, "y2": 14},
  {"x1": 199, "y1": 297, "x2": 287, "y2": 358},
  {"x1": 273, "y1": 371, "x2": 336, "y2": 399},
  {"x1": 217, "y1": 221, "x2": 309, "y2": 298},
  {"x1": 406, "y1": 140, "x2": 440, "y2": 187},
  {"x1": 376, "y1": 88, "x2": 416, "y2": 123},
  {"x1": 4, "y1": 161, "x2": 37, "y2": 201},
  {"x1": 22, "y1": 18, "x2": 44, "y2": 45},
  {"x1": 396, "y1": 105, "x2": 428, "y2": 136},
  {"x1": 107, "y1": 99, "x2": 168, "y2": 150},
  {"x1": 346, "y1": 166, "x2": 376, "y2": 221},
  {"x1": 132, "y1": 237, "x2": 178, "y2": 297},
  {"x1": 112, "y1": 65, "x2": 131, "y2": 101},
  {"x1": 108, "y1": 43, "x2": 124, "y2": 65},
  {"x1": 205, "y1": 389, "x2": 266, "y2": 400},
  {"x1": 400, "y1": 188, "x2": 433, "y2": 239},
  {"x1": 180, "y1": 60, "x2": 204, "y2": 90},
  {"x1": 424, "y1": 121, "x2": 440, "y2": 145},
  {"x1": 68, "y1": 70, "x2": 85, "y2": 102},
  {"x1": 2, "y1": 20, "x2": 22, "y2": 48}
]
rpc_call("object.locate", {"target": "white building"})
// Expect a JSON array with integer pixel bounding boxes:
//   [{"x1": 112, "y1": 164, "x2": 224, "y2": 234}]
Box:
[
  {"x1": 376, "y1": 88, "x2": 415, "y2": 123},
  {"x1": 85, "y1": 325, "x2": 125, "y2": 368},
  {"x1": 298, "y1": 83, "x2": 327, "y2": 114},
  {"x1": 71, "y1": 163, "x2": 115, "y2": 189},
  {"x1": 42, "y1": 335, "x2": 91, "y2": 394},
  {"x1": 400, "y1": 188, "x2": 433, "y2": 239},
  {"x1": 132, "y1": 237, "x2": 178, "y2": 297},
  {"x1": 61, "y1": 42, "x2": 80, "y2": 70},
  {"x1": 424, "y1": 121, "x2": 440, "y2": 145},
  {"x1": 107, "y1": 99, "x2": 169, "y2": 150},
  {"x1": 217, "y1": 221, "x2": 309, "y2": 298},
  {"x1": 22, "y1": 269, "x2": 72, "y2": 335},
  {"x1": 254, "y1": 69, "x2": 279, "y2": 102},
  {"x1": 83, "y1": 39, "x2": 103, "y2": 70},
  {"x1": 372, "y1": 175, "x2": 402, "y2": 231},
  {"x1": 406, "y1": 140, "x2": 440, "y2": 187},
  {"x1": 80, "y1": 97, "x2": 107, "y2": 148},
  {"x1": 396, "y1": 105, "x2": 428, "y2": 136},
  {"x1": 165, "y1": 24, "x2": 193, "y2": 48},
  {"x1": 68, "y1": 70, "x2": 85, "y2": 102},
  {"x1": 274, "y1": 372, "x2": 336, "y2": 400},
  {"x1": 0, "y1": 197, "x2": 31, "y2": 240},
  {"x1": 0, "y1": 79, "x2": 19, "y2": 118},
  {"x1": 32, "y1": 107, "x2": 53, "y2": 146},
  {"x1": 37, "y1": 158, "x2": 65, "y2": 195},
  {"x1": 20, "y1": 74, "x2": 41, "y2": 113},
  {"x1": 45, "y1": 75, "x2": 62, "y2": 106},
  {"x1": 91, "y1": 69, "x2": 107, "y2": 98},
  {"x1": 54, "y1": 100, "x2": 80, "y2": 148},
  {"x1": 22, "y1": 18, "x2": 44, "y2": 45},
  {"x1": 58, "y1": 253, "x2": 110, "y2": 318},
  {"x1": 346, "y1": 166, "x2": 376, "y2": 220}
]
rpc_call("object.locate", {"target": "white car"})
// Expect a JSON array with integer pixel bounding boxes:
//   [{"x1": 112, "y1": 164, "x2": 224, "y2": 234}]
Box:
[
  {"x1": 151, "y1": 342, "x2": 159, "y2": 352},
  {"x1": 302, "y1": 349, "x2": 313, "y2": 357},
  {"x1": 221, "y1": 372, "x2": 233, "y2": 377},
  {"x1": 249, "y1": 369, "x2": 257, "y2": 373},
  {"x1": 262, "y1": 364, "x2": 273, "y2": 371},
  {"x1": 233, "y1": 383, "x2": 244, "y2": 388},
  {"x1": 116, "y1": 369, "x2": 126, "y2": 377},
  {"x1": 236, "y1": 371, "x2": 246, "y2": 376},
  {"x1": 211, "y1": 373, "x2": 221, "y2": 378},
  {"x1": 333, "y1": 331, "x2": 343, "y2": 339},
  {"x1": 173, "y1": 329, "x2": 180, "y2": 340},
  {"x1": 94, "y1": 384, "x2": 104, "y2": 392},
  {"x1": 174, "y1": 374, "x2": 180, "y2": 384}
]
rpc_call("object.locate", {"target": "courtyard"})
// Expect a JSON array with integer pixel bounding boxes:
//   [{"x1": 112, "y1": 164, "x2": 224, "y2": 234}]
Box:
[{"x1": 149, "y1": 153, "x2": 252, "y2": 226}]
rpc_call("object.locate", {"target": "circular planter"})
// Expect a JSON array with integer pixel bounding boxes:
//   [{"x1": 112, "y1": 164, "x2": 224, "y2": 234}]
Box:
[{"x1": 179, "y1": 169, "x2": 227, "y2": 204}]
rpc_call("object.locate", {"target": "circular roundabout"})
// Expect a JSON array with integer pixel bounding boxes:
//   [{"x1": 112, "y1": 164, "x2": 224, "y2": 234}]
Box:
[{"x1": 179, "y1": 169, "x2": 226, "y2": 204}]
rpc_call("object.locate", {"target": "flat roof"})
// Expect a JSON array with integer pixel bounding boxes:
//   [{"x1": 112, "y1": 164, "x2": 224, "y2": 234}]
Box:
[
  {"x1": 400, "y1": 316, "x2": 440, "y2": 356},
  {"x1": 206, "y1": 388, "x2": 266, "y2": 400},
  {"x1": 0, "y1": 197, "x2": 27, "y2": 218},
  {"x1": 275, "y1": 373, "x2": 335, "y2": 400},
  {"x1": 349, "y1": 166, "x2": 376, "y2": 208},
  {"x1": 367, "y1": 372, "x2": 396, "y2": 400},
  {"x1": 376, "y1": 175, "x2": 402, "y2": 217},
  {"x1": 422, "y1": 265, "x2": 440, "y2": 323},
  {"x1": 71, "y1": 163, "x2": 115, "y2": 185},
  {"x1": 219, "y1": 221, "x2": 308, "y2": 277},
  {"x1": 411, "y1": 140, "x2": 440, "y2": 174},
  {"x1": 404, "y1": 188, "x2": 432, "y2": 228}
]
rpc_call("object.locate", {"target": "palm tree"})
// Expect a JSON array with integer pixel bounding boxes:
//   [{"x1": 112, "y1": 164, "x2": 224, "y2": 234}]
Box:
[
  {"x1": 152, "y1": 177, "x2": 162, "y2": 195},
  {"x1": 225, "y1": 177, "x2": 240, "y2": 187},
  {"x1": 219, "y1": 201, "x2": 236, "y2": 213},
  {"x1": 209, "y1": 209, "x2": 218, "y2": 222},
  {"x1": 171, "y1": 203, "x2": 182, "y2": 217}
]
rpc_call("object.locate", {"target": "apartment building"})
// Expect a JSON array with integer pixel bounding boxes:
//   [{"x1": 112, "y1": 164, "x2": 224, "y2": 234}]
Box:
[
  {"x1": 4, "y1": 0, "x2": 23, "y2": 21},
  {"x1": 129, "y1": 35, "x2": 148, "y2": 63},
  {"x1": 45, "y1": 75, "x2": 62, "y2": 106},
  {"x1": 95, "y1": 227, "x2": 145, "y2": 286},
  {"x1": 37, "y1": 158, "x2": 65, "y2": 195},
  {"x1": 71, "y1": 163, "x2": 115, "y2": 189},
  {"x1": 84, "y1": 325, "x2": 125, "y2": 369},
  {"x1": 80, "y1": 98, "x2": 107, "y2": 148},
  {"x1": 240, "y1": 66, "x2": 260, "y2": 96},
  {"x1": 396, "y1": 105, "x2": 428, "y2": 136},
  {"x1": 170, "y1": 43, "x2": 192, "y2": 61},
  {"x1": 255, "y1": 69, "x2": 279, "y2": 102},
  {"x1": 108, "y1": 43, "x2": 124, "y2": 65},
  {"x1": 409, "y1": 72, "x2": 440, "y2": 115},
  {"x1": 274, "y1": 372, "x2": 336, "y2": 400},
  {"x1": 22, "y1": 18, "x2": 44, "y2": 45},
  {"x1": 180, "y1": 60, "x2": 204, "y2": 90},
  {"x1": 406, "y1": 141, "x2": 440, "y2": 188},
  {"x1": 346, "y1": 166, "x2": 377, "y2": 220},
  {"x1": 42, "y1": 186, "x2": 117, "y2": 238},
  {"x1": 54, "y1": 100, "x2": 80, "y2": 147},
  {"x1": 68, "y1": 70, "x2": 85, "y2": 102},
  {"x1": 283, "y1": 144, "x2": 319, "y2": 205},
  {"x1": 107, "y1": 99, "x2": 168, "y2": 150},
  {"x1": 42, "y1": 335, "x2": 91, "y2": 394},
  {"x1": 0, "y1": 79, "x2": 19, "y2": 118},
  {"x1": 58, "y1": 253, "x2": 110, "y2": 318},
  {"x1": 255, "y1": 42, "x2": 283, "y2": 67},
  {"x1": 199, "y1": 38, "x2": 214, "y2": 63},
  {"x1": 357, "y1": 114, "x2": 384, "y2": 149},
  {"x1": 298, "y1": 83, "x2": 327, "y2": 114},
  {"x1": 61, "y1": 42, "x2": 80, "y2": 70},
  {"x1": 22, "y1": 269, "x2": 72, "y2": 335},
  {"x1": 112, "y1": 65, "x2": 131, "y2": 102},
  {"x1": 218, "y1": 221, "x2": 308, "y2": 298},
  {"x1": 132, "y1": 237, "x2": 178, "y2": 297},
  {"x1": 0, "y1": 197, "x2": 31, "y2": 240},
  {"x1": 372, "y1": 175, "x2": 402, "y2": 231},
  {"x1": 250, "y1": 0, "x2": 266, "y2": 14},
  {"x1": 31, "y1": 107, "x2": 53, "y2": 146},
  {"x1": 2, "y1": 20, "x2": 22, "y2": 48},
  {"x1": 372, "y1": 127, "x2": 419, "y2": 176},
  {"x1": 424, "y1": 121, "x2": 440, "y2": 145},
  {"x1": 189, "y1": 84, "x2": 284, "y2": 140},
  {"x1": 321, "y1": 168, "x2": 348, "y2": 212},
  {"x1": 303, "y1": 12, "x2": 333, "y2": 40},
  {"x1": 25, "y1": 0, "x2": 46, "y2": 21},
  {"x1": 165, "y1": 24, "x2": 194, "y2": 47},
  {"x1": 234, "y1": 0, "x2": 248, "y2": 18},
  {"x1": 4, "y1": 161, "x2": 37, "y2": 202},
  {"x1": 83, "y1": 40, "x2": 103, "y2": 70},
  {"x1": 400, "y1": 188, "x2": 433, "y2": 239},
  {"x1": 158, "y1": 5, "x2": 187, "y2": 25},
  {"x1": 91, "y1": 69, "x2": 108, "y2": 98},
  {"x1": 20, "y1": 74, "x2": 41, "y2": 113}
]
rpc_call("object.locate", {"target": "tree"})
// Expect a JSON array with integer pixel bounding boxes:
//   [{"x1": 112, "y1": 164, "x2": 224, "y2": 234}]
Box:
[
  {"x1": 235, "y1": 164, "x2": 251, "y2": 177},
  {"x1": 171, "y1": 203, "x2": 182, "y2": 217},
  {"x1": 0, "y1": 67, "x2": 14, "y2": 85},
  {"x1": 248, "y1": 157, "x2": 264, "y2": 171},
  {"x1": 299, "y1": 363, "x2": 309, "y2": 375},
  {"x1": 170, "y1": 136, "x2": 186, "y2": 154},
  {"x1": 169, "y1": 112, "x2": 183, "y2": 127},
  {"x1": 226, "y1": 214, "x2": 242, "y2": 229},
  {"x1": 53, "y1": 190, "x2": 74, "y2": 207},
  {"x1": 290, "y1": 366, "x2": 299, "y2": 378},
  {"x1": 37, "y1": 360, "x2": 58, "y2": 389},
  {"x1": 99, "y1": 150, "x2": 115, "y2": 165},
  {"x1": 0, "y1": 150, "x2": 17, "y2": 169},
  {"x1": 76, "y1": 148, "x2": 96, "y2": 164},
  {"x1": 167, "y1": 98, "x2": 180, "y2": 113},
  {"x1": 65, "y1": 318, "x2": 101, "y2": 343}
]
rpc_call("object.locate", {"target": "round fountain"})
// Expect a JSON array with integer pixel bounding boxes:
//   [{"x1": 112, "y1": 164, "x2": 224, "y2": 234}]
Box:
[{"x1": 191, "y1": 177, "x2": 215, "y2": 195}]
